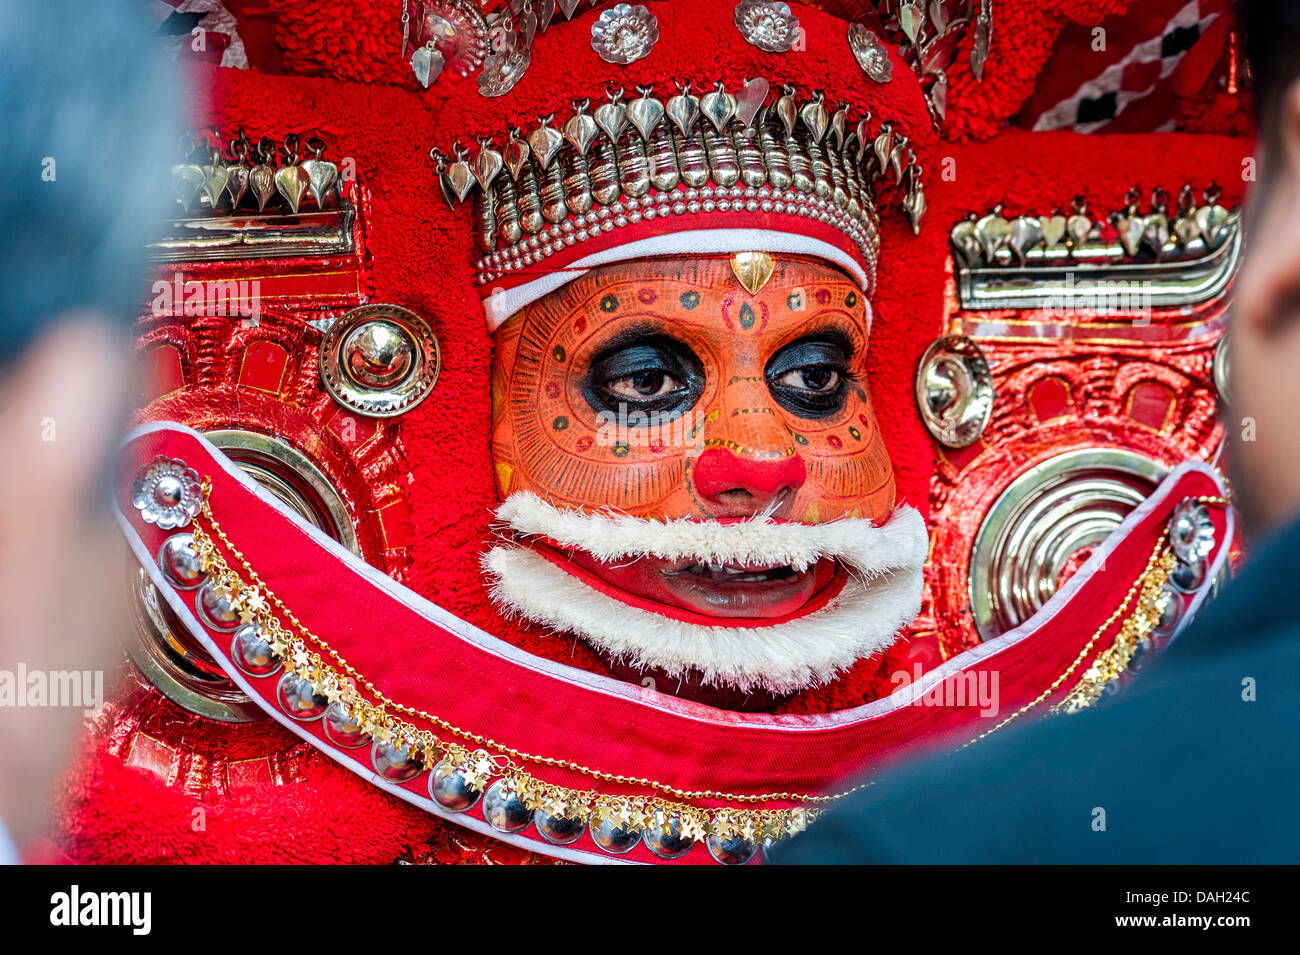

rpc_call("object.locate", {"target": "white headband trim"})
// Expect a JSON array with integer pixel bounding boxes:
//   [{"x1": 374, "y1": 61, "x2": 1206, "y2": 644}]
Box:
[{"x1": 481, "y1": 228, "x2": 870, "y2": 332}]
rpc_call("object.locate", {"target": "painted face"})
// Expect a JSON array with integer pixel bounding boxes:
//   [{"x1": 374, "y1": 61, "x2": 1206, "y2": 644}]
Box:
[{"x1": 490, "y1": 254, "x2": 896, "y2": 623}]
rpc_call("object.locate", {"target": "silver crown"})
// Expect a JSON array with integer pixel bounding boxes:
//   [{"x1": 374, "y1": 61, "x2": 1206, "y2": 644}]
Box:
[{"x1": 432, "y1": 79, "x2": 927, "y2": 286}]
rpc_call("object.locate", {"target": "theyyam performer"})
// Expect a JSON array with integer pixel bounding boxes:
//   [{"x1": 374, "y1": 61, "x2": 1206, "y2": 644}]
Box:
[{"x1": 62, "y1": 0, "x2": 1245, "y2": 864}]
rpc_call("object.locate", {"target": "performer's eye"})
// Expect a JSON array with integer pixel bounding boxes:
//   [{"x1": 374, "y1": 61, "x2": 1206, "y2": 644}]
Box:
[
  {"x1": 584, "y1": 335, "x2": 704, "y2": 421},
  {"x1": 607, "y1": 369, "x2": 681, "y2": 399},
  {"x1": 773, "y1": 366, "x2": 841, "y2": 393},
  {"x1": 766, "y1": 336, "x2": 856, "y2": 417}
]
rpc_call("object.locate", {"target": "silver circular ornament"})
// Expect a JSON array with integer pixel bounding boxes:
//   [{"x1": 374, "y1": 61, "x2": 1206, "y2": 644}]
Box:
[
  {"x1": 158, "y1": 533, "x2": 207, "y2": 590},
  {"x1": 707, "y1": 831, "x2": 759, "y2": 865},
  {"x1": 1169, "y1": 555, "x2": 1208, "y2": 595},
  {"x1": 417, "y1": 1, "x2": 488, "y2": 78},
  {"x1": 590, "y1": 4, "x2": 659, "y2": 64},
  {"x1": 276, "y1": 673, "x2": 328, "y2": 721},
  {"x1": 847, "y1": 23, "x2": 892, "y2": 83},
  {"x1": 429, "y1": 761, "x2": 483, "y2": 812},
  {"x1": 323, "y1": 701, "x2": 368, "y2": 748},
  {"x1": 482, "y1": 779, "x2": 533, "y2": 833},
  {"x1": 343, "y1": 320, "x2": 414, "y2": 388},
  {"x1": 1169, "y1": 499, "x2": 1216, "y2": 566},
  {"x1": 319, "y1": 304, "x2": 440, "y2": 418},
  {"x1": 915, "y1": 335, "x2": 994, "y2": 448},
  {"x1": 589, "y1": 814, "x2": 641, "y2": 854},
  {"x1": 1127, "y1": 634, "x2": 1154, "y2": 672},
  {"x1": 1153, "y1": 583, "x2": 1183, "y2": 637},
  {"x1": 534, "y1": 807, "x2": 587, "y2": 845},
  {"x1": 643, "y1": 812, "x2": 694, "y2": 860},
  {"x1": 371, "y1": 739, "x2": 424, "y2": 783},
  {"x1": 132, "y1": 456, "x2": 202, "y2": 529},
  {"x1": 970, "y1": 449, "x2": 1168, "y2": 640},
  {"x1": 230, "y1": 624, "x2": 280, "y2": 677},
  {"x1": 195, "y1": 579, "x2": 243, "y2": 632},
  {"x1": 734, "y1": 0, "x2": 801, "y2": 53},
  {"x1": 204, "y1": 430, "x2": 359, "y2": 556},
  {"x1": 478, "y1": 42, "x2": 531, "y2": 98}
]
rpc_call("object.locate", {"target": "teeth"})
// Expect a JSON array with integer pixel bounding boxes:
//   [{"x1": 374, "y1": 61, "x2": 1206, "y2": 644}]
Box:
[{"x1": 683, "y1": 561, "x2": 795, "y2": 583}]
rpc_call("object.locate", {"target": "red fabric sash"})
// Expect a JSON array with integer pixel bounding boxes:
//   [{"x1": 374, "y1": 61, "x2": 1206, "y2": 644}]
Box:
[{"x1": 115, "y1": 422, "x2": 1231, "y2": 864}]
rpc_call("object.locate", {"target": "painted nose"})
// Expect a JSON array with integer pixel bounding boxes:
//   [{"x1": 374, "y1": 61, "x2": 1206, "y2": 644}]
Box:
[{"x1": 692, "y1": 446, "x2": 807, "y2": 511}]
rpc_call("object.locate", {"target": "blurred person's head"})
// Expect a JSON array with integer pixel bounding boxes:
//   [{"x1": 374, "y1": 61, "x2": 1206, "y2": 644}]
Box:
[
  {"x1": 0, "y1": 0, "x2": 180, "y2": 847},
  {"x1": 1230, "y1": 0, "x2": 1300, "y2": 537}
]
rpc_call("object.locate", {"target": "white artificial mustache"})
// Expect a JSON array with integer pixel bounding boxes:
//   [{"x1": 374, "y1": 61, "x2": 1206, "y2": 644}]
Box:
[
  {"x1": 485, "y1": 492, "x2": 930, "y2": 693},
  {"x1": 492, "y1": 491, "x2": 928, "y2": 578}
]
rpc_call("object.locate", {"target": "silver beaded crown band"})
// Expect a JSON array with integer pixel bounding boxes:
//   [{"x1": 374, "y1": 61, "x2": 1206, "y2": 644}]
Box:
[{"x1": 431, "y1": 79, "x2": 927, "y2": 300}]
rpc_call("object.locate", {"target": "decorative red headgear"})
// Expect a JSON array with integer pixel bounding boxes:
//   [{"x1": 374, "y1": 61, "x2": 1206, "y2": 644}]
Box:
[
  {"x1": 90, "y1": 0, "x2": 1244, "y2": 868},
  {"x1": 422, "y1": 2, "x2": 934, "y2": 331}
]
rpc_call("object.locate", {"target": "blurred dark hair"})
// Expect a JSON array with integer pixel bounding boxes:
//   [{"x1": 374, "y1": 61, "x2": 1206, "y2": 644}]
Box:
[
  {"x1": 1237, "y1": 0, "x2": 1300, "y2": 137},
  {"x1": 0, "y1": 0, "x2": 181, "y2": 367}
]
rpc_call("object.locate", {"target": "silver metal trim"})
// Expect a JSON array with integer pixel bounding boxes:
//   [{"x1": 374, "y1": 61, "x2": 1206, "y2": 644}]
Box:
[
  {"x1": 203, "y1": 429, "x2": 360, "y2": 555},
  {"x1": 146, "y1": 202, "x2": 356, "y2": 263},
  {"x1": 319, "y1": 304, "x2": 441, "y2": 418},
  {"x1": 955, "y1": 212, "x2": 1241, "y2": 312}
]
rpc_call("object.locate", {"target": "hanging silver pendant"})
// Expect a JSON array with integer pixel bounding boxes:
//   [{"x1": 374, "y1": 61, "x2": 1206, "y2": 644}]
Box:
[
  {"x1": 616, "y1": 126, "x2": 652, "y2": 198},
  {"x1": 171, "y1": 162, "x2": 206, "y2": 212},
  {"x1": 411, "y1": 41, "x2": 445, "y2": 88},
  {"x1": 478, "y1": 40, "x2": 530, "y2": 98},
  {"x1": 562, "y1": 146, "x2": 594, "y2": 214},
  {"x1": 915, "y1": 335, "x2": 995, "y2": 449},
  {"x1": 495, "y1": 174, "x2": 522, "y2": 244},
  {"x1": 972, "y1": 0, "x2": 992, "y2": 81},
  {"x1": 645, "y1": 123, "x2": 680, "y2": 192},
  {"x1": 757, "y1": 110, "x2": 792, "y2": 190},
  {"x1": 248, "y1": 162, "x2": 276, "y2": 212},
  {"x1": 200, "y1": 151, "x2": 230, "y2": 210}
]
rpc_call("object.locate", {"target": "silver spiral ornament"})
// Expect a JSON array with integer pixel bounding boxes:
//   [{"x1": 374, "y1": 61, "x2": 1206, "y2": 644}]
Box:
[{"x1": 969, "y1": 448, "x2": 1168, "y2": 640}]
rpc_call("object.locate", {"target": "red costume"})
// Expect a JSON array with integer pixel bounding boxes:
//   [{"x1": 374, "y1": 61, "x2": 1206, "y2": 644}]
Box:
[{"x1": 57, "y1": 0, "x2": 1245, "y2": 864}]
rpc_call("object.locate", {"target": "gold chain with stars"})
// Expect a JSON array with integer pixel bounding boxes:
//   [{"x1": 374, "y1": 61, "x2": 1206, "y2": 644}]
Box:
[
  {"x1": 959, "y1": 491, "x2": 1228, "y2": 746},
  {"x1": 188, "y1": 479, "x2": 1214, "y2": 844}
]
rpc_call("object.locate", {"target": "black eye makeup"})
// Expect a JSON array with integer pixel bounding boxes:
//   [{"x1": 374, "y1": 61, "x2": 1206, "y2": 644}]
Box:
[
  {"x1": 582, "y1": 333, "x2": 705, "y2": 422},
  {"x1": 764, "y1": 334, "x2": 857, "y2": 418}
]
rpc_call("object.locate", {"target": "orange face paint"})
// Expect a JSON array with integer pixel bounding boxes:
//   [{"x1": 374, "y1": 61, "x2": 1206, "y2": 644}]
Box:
[{"x1": 491, "y1": 254, "x2": 895, "y2": 526}]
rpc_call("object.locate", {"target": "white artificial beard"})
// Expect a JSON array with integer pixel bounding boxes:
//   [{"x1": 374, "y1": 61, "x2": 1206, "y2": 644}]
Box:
[{"x1": 481, "y1": 492, "x2": 929, "y2": 696}]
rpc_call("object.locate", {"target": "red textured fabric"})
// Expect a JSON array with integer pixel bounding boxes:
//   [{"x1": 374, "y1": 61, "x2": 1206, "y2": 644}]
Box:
[
  {"x1": 942, "y1": 0, "x2": 1141, "y2": 140},
  {"x1": 925, "y1": 128, "x2": 1251, "y2": 222},
  {"x1": 54, "y1": 722, "x2": 444, "y2": 865},
  {"x1": 252, "y1": 1, "x2": 1246, "y2": 141}
]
